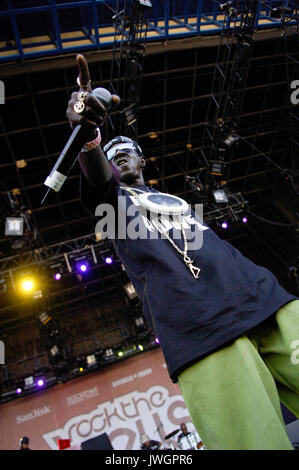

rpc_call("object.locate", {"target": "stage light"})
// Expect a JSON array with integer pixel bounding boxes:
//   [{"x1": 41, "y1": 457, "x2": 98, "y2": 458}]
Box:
[
  {"x1": 36, "y1": 378, "x2": 45, "y2": 388},
  {"x1": 32, "y1": 289, "x2": 43, "y2": 299},
  {"x1": 212, "y1": 189, "x2": 229, "y2": 204},
  {"x1": 50, "y1": 345, "x2": 59, "y2": 357},
  {"x1": 21, "y1": 279, "x2": 34, "y2": 292},
  {"x1": 210, "y1": 161, "x2": 226, "y2": 177},
  {"x1": 118, "y1": 351, "x2": 124, "y2": 357},
  {"x1": 221, "y1": 221, "x2": 228, "y2": 229},
  {"x1": 222, "y1": 133, "x2": 240, "y2": 148},
  {"x1": 135, "y1": 316, "x2": 145, "y2": 328},
  {"x1": 79, "y1": 264, "x2": 87, "y2": 272},
  {"x1": 155, "y1": 338, "x2": 160, "y2": 344},
  {"x1": 16, "y1": 387, "x2": 22, "y2": 394},
  {"x1": 124, "y1": 105, "x2": 137, "y2": 126},
  {"x1": 24, "y1": 376, "x2": 34, "y2": 387},
  {"x1": 5, "y1": 217, "x2": 24, "y2": 236},
  {"x1": 242, "y1": 217, "x2": 248, "y2": 223},
  {"x1": 105, "y1": 257, "x2": 113, "y2": 265},
  {"x1": 54, "y1": 273, "x2": 61, "y2": 280},
  {"x1": 137, "y1": 344, "x2": 144, "y2": 351},
  {"x1": 104, "y1": 348, "x2": 115, "y2": 360},
  {"x1": 124, "y1": 282, "x2": 138, "y2": 299},
  {"x1": 86, "y1": 354, "x2": 97, "y2": 367},
  {"x1": 135, "y1": 0, "x2": 152, "y2": 7},
  {"x1": 39, "y1": 312, "x2": 52, "y2": 325},
  {"x1": 79, "y1": 367, "x2": 84, "y2": 373}
]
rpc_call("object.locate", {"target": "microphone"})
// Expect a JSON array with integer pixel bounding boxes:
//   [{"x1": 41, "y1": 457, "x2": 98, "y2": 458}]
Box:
[{"x1": 41, "y1": 87, "x2": 113, "y2": 204}]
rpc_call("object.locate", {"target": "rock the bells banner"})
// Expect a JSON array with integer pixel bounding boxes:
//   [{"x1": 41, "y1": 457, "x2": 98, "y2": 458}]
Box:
[{"x1": 0, "y1": 348, "x2": 195, "y2": 450}]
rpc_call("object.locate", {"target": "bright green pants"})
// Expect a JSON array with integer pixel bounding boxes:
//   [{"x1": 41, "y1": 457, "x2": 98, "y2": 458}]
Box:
[{"x1": 178, "y1": 300, "x2": 299, "y2": 450}]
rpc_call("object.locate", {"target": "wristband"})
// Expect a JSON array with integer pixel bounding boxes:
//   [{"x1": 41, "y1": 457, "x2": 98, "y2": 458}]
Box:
[{"x1": 83, "y1": 128, "x2": 101, "y2": 152}]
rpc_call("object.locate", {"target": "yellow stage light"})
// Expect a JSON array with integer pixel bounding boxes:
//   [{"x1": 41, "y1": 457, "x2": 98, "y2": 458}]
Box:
[{"x1": 22, "y1": 280, "x2": 34, "y2": 292}]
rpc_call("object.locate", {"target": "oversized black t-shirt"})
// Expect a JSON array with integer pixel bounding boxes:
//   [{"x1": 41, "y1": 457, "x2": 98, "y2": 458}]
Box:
[{"x1": 80, "y1": 174, "x2": 297, "y2": 382}]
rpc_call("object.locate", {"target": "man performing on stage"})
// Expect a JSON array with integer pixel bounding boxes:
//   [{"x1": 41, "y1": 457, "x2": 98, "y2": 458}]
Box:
[{"x1": 66, "y1": 54, "x2": 299, "y2": 450}]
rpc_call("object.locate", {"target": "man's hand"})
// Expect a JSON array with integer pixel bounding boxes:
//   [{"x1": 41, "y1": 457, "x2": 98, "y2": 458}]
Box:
[{"x1": 66, "y1": 54, "x2": 120, "y2": 141}]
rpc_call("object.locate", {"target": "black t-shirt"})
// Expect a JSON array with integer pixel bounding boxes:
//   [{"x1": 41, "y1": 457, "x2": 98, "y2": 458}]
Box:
[{"x1": 80, "y1": 174, "x2": 297, "y2": 382}]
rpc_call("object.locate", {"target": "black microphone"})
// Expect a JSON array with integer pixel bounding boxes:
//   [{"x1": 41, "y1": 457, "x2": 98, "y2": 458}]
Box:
[{"x1": 41, "y1": 87, "x2": 113, "y2": 204}]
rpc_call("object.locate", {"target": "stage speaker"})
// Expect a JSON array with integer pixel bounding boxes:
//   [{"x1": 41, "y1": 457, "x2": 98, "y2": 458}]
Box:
[
  {"x1": 81, "y1": 433, "x2": 114, "y2": 450},
  {"x1": 286, "y1": 420, "x2": 299, "y2": 449}
]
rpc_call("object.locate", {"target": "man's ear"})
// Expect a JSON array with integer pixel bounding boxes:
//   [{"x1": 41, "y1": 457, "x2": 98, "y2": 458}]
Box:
[{"x1": 139, "y1": 157, "x2": 146, "y2": 168}]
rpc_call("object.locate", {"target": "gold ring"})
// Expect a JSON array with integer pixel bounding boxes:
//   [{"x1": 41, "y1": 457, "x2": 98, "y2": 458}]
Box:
[
  {"x1": 77, "y1": 76, "x2": 91, "y2": 89},
  {"x1": 74, "y1": 91, "x2": 88, "y2": 113},
  {"x1": 74, "y1": 101, "x2": 85, "y2": 113}
]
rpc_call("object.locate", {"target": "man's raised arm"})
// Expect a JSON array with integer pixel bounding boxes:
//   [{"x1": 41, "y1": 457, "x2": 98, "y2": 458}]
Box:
[{"x1": 65, "y1": 54, "x2": 120, "y2": 188}]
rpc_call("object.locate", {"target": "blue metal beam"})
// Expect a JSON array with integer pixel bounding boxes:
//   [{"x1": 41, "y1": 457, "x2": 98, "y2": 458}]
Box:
[{"x1": 0, "y1": 0, "x2": 294, "y2": 64}]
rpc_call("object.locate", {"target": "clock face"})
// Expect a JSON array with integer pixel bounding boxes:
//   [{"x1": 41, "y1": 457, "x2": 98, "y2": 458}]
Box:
[{"x1": 138, "y1": 193, "x2": 189, "y2": 214}]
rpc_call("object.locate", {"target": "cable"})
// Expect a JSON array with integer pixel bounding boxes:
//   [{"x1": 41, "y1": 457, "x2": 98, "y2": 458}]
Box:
[{"x1": 247, "y1": 209, "x2": 294, "y2": 227}]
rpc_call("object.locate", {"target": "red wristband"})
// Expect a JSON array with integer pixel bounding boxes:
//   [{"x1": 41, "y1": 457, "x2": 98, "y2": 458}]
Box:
[{"x1": 84, "y1": 128, "x2": 101, "y2": 152}]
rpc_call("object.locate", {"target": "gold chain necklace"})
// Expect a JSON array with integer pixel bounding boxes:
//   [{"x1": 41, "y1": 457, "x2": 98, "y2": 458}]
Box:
[{"x1": 120, "y1": 186, "x2": 201, "y2": 279}]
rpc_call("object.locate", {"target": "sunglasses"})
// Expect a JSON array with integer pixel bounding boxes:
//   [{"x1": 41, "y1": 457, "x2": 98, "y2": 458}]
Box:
[{"x1": 105, "y1": 143, "x2": 138, "y2": 161}]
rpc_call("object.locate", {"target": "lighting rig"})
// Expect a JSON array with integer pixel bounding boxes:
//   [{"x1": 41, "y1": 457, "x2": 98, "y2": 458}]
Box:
[
  {"x1": 106, "y1": 0, "x2": 152, "y2": 137},
  {"x1": 202, "y1": 1, "x2": 259, "y2": 174},
  {"x1": 187, "y1": 1, "x2": 258, "y2": 230}
]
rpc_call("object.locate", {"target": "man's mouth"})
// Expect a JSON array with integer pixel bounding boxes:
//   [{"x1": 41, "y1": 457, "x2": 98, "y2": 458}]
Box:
[{"x1": 117, "y1": 158, "x2": 129, "y2": 167}]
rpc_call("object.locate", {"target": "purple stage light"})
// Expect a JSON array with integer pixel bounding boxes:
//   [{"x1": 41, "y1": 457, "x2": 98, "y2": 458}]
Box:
[
  {"x1": 105, "y1": 257, "x2": 113, "y2": 264},
  {"x1": 242, "y1": 217, "x2": 248, "y2": 223},
  {"x1": 79, "y1": 264, "x2": 87, "y2": 272},
  {"x1": 36, "y1": 379, "x2": 45, "y2": 388},
  {"x1": 16, "y1": 388, "x2": 22, "y2": 394},
  {"x1": 221, "y1": 221, "x2": 228, "y2": 229},
  {"x1": 54, "y1": 273, "x2": 61, "y2": 280},
  {"x1": 155, "y1": 338, "x2": 160, "y2": 344}
]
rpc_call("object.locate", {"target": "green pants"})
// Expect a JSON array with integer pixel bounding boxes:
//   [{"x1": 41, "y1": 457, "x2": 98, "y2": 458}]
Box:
[{"x1": 178, "y1": 300, "x2": 299, "y2": 450}]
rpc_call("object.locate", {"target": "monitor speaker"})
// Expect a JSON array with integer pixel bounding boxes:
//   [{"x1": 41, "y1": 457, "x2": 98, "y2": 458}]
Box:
[{"x1": 81, "y1": 433, "x2": 114, "y2": 450}]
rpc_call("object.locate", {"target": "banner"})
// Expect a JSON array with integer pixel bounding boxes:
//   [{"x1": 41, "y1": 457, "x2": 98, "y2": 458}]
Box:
[{"x1": 0, "y1": 348, "x2": 196, "y2": 450}]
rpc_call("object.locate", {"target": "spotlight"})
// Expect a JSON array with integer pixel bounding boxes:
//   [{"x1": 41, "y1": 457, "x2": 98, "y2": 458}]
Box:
[
  {"x1": 36, "y1": 378, "x2": 45, "y2": 388},
  {"x1": 54, "y1": 273, "x2": 61, "y2": 280},
  {"x1": 5, "y1": 217, "x2": 24, "y2": 236},
  {"x1": 135, "y1": 0, "x2": 152, "y2": 8},
  {"x1": 221, "y1": 221, "x2": 228, "y2": 229},
  {"x1": 16, "y1": 387, "x2": 22, "y2": 394},
  {"x1": 212, "y1": 189, "x2": 229, "y2": 204},
  {"x1": 222, "y1": 133, "x2": 240, "y2": 148},
  {"x1": 124, "y1": 105, "x2": 137, "y2": 126},
  {"x1": 105, "y1": 257, "x2": 113, "y2": 265},
  {"x1": 86, "y1": 354, "x2": 97, "y2": 367},
  {"x1": 24, "y1": 376, "x2": 34, "y2": 387},
  {"x1": 155, "y1": 338, "x2": 160, "y2": 344},
  {"x1": 210, "y1": 161, "x2": 226, "y2": 177},
  {"x1": 118, "y1": 351, "x2": 124, "y2": 357},
  {"x1": 50, "y1": 345, "x2": 59, "y2": 357},
  {"x1": 242, "y1": 216, "x2": 248, "y2": 223},
  {"x1": 39, "y1": 312, "x2": 52, "y2": 326},
  {"x1": 137, "y1": 344, "x2": 144, "y2": 351},
  {"x1": 135, "y1": 316, "x2": 145, "y2": 330},
  {"x1": 124, "y1": 282, "x2": 138, "y2": 299},
  {"x1": 21, "y1": 279, "x2": 34, "y2": 292},
  {"x1": 104, "y1": 348, "x2": 115, "y2": 360}
]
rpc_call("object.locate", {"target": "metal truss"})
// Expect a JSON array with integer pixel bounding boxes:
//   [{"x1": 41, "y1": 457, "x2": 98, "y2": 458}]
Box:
[
  {"x1": 107, "y1": 0, "x2": 151, "y2": 137},
  {"x1": 202, "y1": 0, "x2": 260, "y2": 172},
  {"x1": 0, "y1": 0, "x2": 289, "y2": 63}
]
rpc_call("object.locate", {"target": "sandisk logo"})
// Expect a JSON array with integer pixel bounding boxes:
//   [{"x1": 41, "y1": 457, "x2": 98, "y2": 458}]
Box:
[{"x1": 16, "y1": 405, "x2": 51, "y2": 424}]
